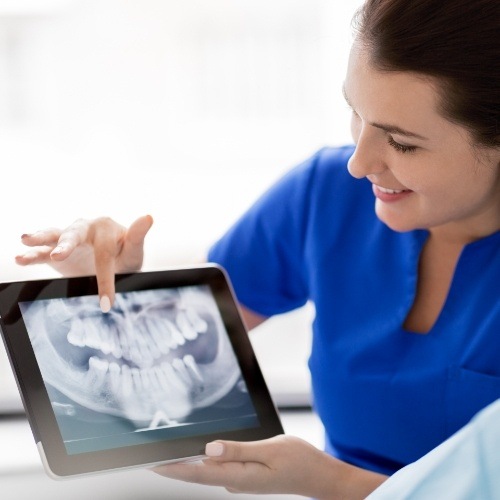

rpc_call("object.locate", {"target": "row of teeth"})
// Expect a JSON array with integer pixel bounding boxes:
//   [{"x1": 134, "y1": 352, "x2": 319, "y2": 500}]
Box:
[
  {"x1": 87, "y1": 353, "x2": 204, "y2": 397},
  {"x1": 377, "y1": 186, "x2": 408, "y2": 194},
  {"x1": 67, "y1": 309, "x2": 208, "y2": 368}
]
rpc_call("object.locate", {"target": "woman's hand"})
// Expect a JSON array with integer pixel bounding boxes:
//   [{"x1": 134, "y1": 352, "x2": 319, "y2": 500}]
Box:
[
  {"x1": 16, "y1": 215, "x2": 154, "y2": 311},
  {"x1": 152, "y1": 435, "x2": 387, "y2": 499}
]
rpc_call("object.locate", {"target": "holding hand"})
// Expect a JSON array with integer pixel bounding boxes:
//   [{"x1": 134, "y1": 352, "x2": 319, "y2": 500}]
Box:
[
  {"x1": 152, "y1": 435, "x2": 387, "y2": 499},
  {"x1": 16, "y1": 215, "x2": 154, "y2": 312}
]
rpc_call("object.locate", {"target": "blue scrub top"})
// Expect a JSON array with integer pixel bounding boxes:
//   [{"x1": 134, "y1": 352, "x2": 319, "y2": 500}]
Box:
[{"x1": 208, "y1": 146, "x2": 500, "y2": 475}]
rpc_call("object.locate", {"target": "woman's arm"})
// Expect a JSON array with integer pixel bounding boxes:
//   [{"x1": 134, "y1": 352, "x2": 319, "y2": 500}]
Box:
[{"x1": 153, "y1": 435, "x2": 387, "y2": 499}]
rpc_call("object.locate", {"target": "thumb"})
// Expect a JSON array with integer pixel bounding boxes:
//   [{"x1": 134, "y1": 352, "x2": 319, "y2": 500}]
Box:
[
  {"x1": 119, "y1": 215, "x2": 154, "y2": 271},
  {"x1": 205, "y1": 438, "x2": 277, "y2": 463},
  {"x1": 127, "y1": 215, "x2": 154, "y2": 245}
]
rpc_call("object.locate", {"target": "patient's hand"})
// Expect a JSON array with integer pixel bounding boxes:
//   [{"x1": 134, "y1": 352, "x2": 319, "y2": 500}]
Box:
[
  {"x1": 16, "y1": 215, "x2": 153, "y2": 312},
  {"x1": 152, "y1": 435, "x2": 387, "y2": 499}
]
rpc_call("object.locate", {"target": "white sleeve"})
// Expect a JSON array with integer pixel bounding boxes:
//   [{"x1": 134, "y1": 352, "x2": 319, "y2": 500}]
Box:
[{"x1": 366, "y1": 399, "x2": 500, "y2": 500}]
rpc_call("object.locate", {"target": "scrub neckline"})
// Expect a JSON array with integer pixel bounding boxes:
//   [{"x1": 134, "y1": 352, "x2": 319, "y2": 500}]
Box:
[{"x1": 401, "y1": 228, "x2": 499, "y2": 337}]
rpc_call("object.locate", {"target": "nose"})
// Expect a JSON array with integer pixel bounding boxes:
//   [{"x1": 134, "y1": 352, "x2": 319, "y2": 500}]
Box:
[{"x1": 347, "y1": 126, "x2": 387, "y2": 179}]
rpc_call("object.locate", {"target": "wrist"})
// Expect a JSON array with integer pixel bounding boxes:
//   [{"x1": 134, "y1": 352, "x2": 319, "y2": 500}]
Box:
[{"x1": 306, "y1": 451, "x2": 388, "y2": 500}]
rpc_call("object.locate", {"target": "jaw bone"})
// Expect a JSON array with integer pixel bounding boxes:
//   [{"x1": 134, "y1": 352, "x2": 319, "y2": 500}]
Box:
[{"x1": 25, "y1": 288, "x2": 242, "y2": 426}]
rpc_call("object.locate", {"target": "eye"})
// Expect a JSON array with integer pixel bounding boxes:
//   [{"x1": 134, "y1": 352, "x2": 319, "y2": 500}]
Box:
[{"x1": 387, "y1": 136, "x2": 417, "y2": 154}]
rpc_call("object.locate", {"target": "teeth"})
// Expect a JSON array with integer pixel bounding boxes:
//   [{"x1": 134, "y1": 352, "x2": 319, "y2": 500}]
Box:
[
  {"x1": 185, "y1": 308, "x2": 208, "y2": 333},
  {"x1": 378, "y1": 185, "x2": 407, "y2": 194},
  {"x1": 83, "y1": 318, "x2": 103, "y2": 350},
  {"x1": 68, "y1": 307, "x2": 209, "y2": 392},
  {"x1": 134, "y1": 332, "x2": 155, "y2": 369},
  {"x1": 89, "y1": 355, "x2": 109, "y2": 372},
  {"x1": 67, "y1": 320, "x2": 86, "y2": 347},
  {"x1": 110, "y1": 325, "x2": 123, "y2": 359},
  {"x1": 146, "y1": 319, "x2": 169, "y2": 354},
  {"x1": 164, "y1": 319, "x2": 186, "y2": 346},
  {"x1": 176, "y1": 312, "x2": 198, "y2": 340},
  {"x1": 87, "y1": 356, "x2": 109, "y2": 388}
]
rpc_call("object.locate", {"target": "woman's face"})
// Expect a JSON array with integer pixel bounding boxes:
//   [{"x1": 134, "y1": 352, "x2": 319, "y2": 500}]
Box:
[{"x1": 344, "y1": 44, "x2": 500, "y2": 239}]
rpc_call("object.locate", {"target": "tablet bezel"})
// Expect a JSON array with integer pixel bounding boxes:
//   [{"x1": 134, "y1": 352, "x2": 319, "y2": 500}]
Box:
[{"x1": 0, "y1": 264, "x2": 284, "y2": 479}]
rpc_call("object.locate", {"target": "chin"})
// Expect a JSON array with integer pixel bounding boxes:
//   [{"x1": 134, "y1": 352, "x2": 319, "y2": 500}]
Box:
[{"x1": 375, "y1": 209, "x2": 423, "y2": 234}]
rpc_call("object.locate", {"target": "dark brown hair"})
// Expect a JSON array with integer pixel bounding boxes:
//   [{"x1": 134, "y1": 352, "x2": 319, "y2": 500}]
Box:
[{"x1": 353, "y1": 0, "x2": 500, "y2": 148}]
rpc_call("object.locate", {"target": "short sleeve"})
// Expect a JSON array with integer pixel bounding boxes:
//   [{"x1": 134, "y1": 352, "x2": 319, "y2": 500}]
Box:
[{"x1": 207, "y1": 151, "x2": 323, "y2": 316}]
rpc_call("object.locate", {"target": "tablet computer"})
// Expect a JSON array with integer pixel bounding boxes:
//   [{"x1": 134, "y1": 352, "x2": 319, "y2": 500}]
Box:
[{"x1": 0, "y1": 264, "x2": 284, "y2": 479}]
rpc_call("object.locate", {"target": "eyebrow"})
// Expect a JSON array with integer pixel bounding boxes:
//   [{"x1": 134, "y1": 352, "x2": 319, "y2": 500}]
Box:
[{"x1": 342, "y1": 85, "x2": 429, "y2": 141}]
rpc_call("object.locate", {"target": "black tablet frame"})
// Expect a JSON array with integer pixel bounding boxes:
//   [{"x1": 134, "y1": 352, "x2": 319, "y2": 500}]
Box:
[{"x1": 0, "y1": 264, "x2": 283, "y2": 479}]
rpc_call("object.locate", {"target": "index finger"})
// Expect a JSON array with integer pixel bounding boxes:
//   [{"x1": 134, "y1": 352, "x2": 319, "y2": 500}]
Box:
[{"x1": 90, "y1": 218, "x2": 127, "y2": 312}]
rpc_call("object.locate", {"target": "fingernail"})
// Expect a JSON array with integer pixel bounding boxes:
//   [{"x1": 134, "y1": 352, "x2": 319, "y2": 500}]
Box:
[
  {"x1": 100, "y1": 295, "x2": 111, "y2": 313},
  {"x1": 205, "y1": 442, "x2": 224, "y2": 457},
  {"x1": 51, "y1": 246, "x2": 63, "y2": 255},
  {"x1": 21, "y1": 233, "x2": 32, "y2": 239}
]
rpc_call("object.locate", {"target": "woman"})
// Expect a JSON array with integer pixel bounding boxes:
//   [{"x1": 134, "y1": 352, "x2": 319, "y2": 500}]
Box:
[{"x1": 17, "y1": 0, "x2": 499, "y2": 497}]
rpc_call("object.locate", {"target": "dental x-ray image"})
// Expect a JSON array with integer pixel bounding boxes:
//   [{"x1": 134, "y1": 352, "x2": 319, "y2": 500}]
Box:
[{"x1": 18, "y1": 285, "x2": 258, "y2": 455}]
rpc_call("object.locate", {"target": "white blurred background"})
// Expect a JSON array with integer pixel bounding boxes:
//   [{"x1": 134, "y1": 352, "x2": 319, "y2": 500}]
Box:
[{"x1": 0, "y1": 0, "x2": 362, "y2": 413}]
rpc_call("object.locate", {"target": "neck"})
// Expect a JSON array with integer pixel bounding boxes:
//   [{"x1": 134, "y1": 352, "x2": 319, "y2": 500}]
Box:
[{"x1": 429, "y1": 218, "x2": 499, "y2": 246}]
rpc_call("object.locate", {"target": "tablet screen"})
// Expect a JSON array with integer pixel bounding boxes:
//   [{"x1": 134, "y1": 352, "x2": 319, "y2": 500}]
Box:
[
  {"x1": 0, "y1": 265, "x2": 283, "y2": 478},
  {"x1": 19, "y1": 285, "x2": 258, "y2": 456}
]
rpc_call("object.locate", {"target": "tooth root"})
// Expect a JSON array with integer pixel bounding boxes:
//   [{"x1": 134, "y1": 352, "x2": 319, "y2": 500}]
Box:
[
  {"x1": 145, "y1": 317, "x2": 171, "y2": 355},
  {"x1": 132, "y1": 340, "x2": 154, "y2": 369},
  {"x1": 130, "y1": 367, "x2": 142, "y2": 390},
  {"x1": 121, "y1": 364, "x2": 133, "y2": 397},
  {"x1": 183, "y1": 354, "x2": 204, "y2": 383},
  {"x1": 117, "y1": 326, "x2": 131, "y2": 361},
  {"x1": 124, "y1": 319, "x2": 139, "y2": 358},
  {"x1": 108, "y1": 362, "x2": 121, "y2": 390},
  {"x1": 153, "y1": 366, "x2": 171, "y2": 391},
  {"x1": 148, "y1": 368, "x2": 162, "y2": 390},
  {"x1": 185, "y1": 308, "x2": 208, "y2": 333},
  {"x1": 176, "y1": 312, "x2": 198, "y2": 341},
  {"x1": 140, "y1": 368, "x2": 150, "y2": 388},
  {"x1": 172, "y1": 358, "x2": 192, "y2": 385},
  {"x1": 161, "y1": 362, "x2": 189, "y2": 391}
]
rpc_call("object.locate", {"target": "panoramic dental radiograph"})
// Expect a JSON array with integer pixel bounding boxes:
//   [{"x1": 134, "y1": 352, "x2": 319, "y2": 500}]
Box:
[{"x1": 19, "y1": 285, "x2": 251, "y2": 438}]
